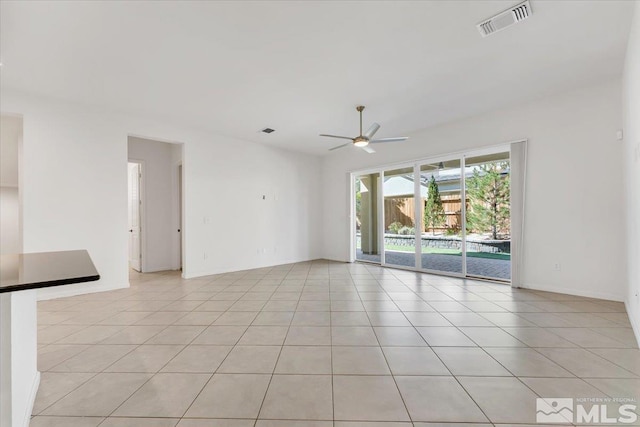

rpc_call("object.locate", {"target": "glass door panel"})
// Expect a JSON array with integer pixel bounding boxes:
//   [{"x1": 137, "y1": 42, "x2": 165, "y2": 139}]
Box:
[
  {"x1": 419, "y1": 160, "x2": 463, "y2": 274},
  {"x1": 464, "y1": 152, "x2": 511, "y2": 280},
  {"x1": 355, "y1": 173, "x2": 381, "y2": 263},
  {"x1": 382, "y1": 167, "x2": 416, "y2": 268}
]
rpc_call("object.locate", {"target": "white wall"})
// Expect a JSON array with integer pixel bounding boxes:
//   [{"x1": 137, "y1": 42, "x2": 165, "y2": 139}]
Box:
[
  {"x1": 622, "y1": 3, "x2": 640, "y2": 336},
  {"x1": 0, "y1": 91, "x2": 322, "y2": 299},
  {"x1": 0, "y1": 291, "x2": 39, "y2": 427},
  {"x1": 0, "y1": 115, "x2": 22, "y2": 256},
  {"x1": 0, "y1": 188, "x2": 20, "y2": 255},
  {"x1": 322, "y1": 80, "x2": 626, "y2": 301},
  {"x1": 128, "y1": 136, "x2": 180, "y2": 272},
  {"x1": 0, "y1": 115, "x2": 21, "y2": 187}
]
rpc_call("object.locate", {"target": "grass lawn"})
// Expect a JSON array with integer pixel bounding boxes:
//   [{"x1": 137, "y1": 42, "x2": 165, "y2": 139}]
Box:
[{"x1": 383, "y1": 245, "x2": 510, "y2": 261}]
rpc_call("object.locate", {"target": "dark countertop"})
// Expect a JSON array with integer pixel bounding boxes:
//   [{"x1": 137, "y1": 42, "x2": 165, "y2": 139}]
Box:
[{"x1": 0, "y1": 250, "x2": 100, "y2": 293}]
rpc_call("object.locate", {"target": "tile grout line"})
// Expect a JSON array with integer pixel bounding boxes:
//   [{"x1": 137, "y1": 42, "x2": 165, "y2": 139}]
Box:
[{"x1": 251, "y1": 263, "x2": 308, "y2": 427}]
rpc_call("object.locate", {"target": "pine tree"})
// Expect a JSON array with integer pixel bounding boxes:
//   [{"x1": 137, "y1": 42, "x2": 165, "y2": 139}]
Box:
[
  {"x1": 424, "y1": 176, "x2": 446, "y2": 235},
  {"x1": 466, "y1": 162, "x2": 510, "y2": 239}
]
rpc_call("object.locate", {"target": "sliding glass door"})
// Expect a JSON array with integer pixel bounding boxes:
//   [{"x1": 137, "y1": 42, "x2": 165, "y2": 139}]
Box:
[
  {"x1": 353, "y1": 147, "x2": 514, "y2": 282},
  {"x1": 464, "y1": 152, "x2": 511, "y2": 280},
  {"x1": 382, "y1": 166, "x2": 416, "y2": 269},
  {"x1": 419, "y1": 159, "x2": 463, "y2": 275},
  {"x1": 355, "y1": 173, "x2": 381, "y2": 263}
]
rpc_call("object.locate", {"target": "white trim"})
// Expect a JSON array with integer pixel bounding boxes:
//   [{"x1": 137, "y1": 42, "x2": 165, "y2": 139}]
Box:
[
  {"x1": 127, "y1": 159, "x2": 145, "y2": 273},
  {"x1": 348, "y1": 173, "x2": 355, "y2": 263},
  {"x1": 127, "y1": 132, "x2": 183, "y2": 145},
  {"x1": 625, "y1": 300, "x2": 640, "y2": 347},
  {"x1": 182, "y1": 257, "x2": 320, "y2": 279},
  {"x1": 349, "y1": 140, "x2": 518, "y2": 176},
  {"x1": 520, "y1": 283, "x2": 625, "y2": 302},
  {"x1": 21, "y1": 371, "x2": 40, "y2": 427},
  {"x1": 414, "y1": 167, "x2": 422, "y2": 268},
  {"x1": 460, "y1": 156, "x2": 467, "y2": 277},
  {"x1": 378, "y1": 172, "x2": 384, "y2": 265}
]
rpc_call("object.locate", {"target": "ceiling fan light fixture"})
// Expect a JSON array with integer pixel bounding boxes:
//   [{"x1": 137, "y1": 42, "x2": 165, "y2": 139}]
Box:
[
  {"x1": 354, "y1": 138, "x2": 369, "y2": 148},
  {"x1": 320, "y1": 105, "x2": 407, "y2": 153}
]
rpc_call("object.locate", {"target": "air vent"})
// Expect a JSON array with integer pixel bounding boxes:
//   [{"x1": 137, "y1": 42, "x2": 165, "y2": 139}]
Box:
[
  {"x1": 477, "y1": 1, "x2": 532, "y2": 37},
  {"x1": 261, "y1": 128, "x2": 275, "y2": 134}
]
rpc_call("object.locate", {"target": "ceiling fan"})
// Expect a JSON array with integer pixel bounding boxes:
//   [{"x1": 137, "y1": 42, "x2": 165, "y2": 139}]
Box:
[{"x1": 320, "y1": 105, "x2": 409, "y2": 153}]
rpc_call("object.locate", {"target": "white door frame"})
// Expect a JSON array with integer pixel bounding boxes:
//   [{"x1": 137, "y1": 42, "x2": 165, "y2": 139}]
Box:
[
  {"x1": 127, "y1": 134, "x2": 187, "y2": 277},
  {"x1": 177, "y1": 162, "x2": 184, "y2": 271},
  {"x1": 128, "y1": 159, "x2": 145, "y2": 272}
]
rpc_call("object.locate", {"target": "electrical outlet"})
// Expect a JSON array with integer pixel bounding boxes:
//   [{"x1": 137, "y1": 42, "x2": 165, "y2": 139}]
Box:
[
  {"x1": 553, "y1": 263, "x2": 561, "y2": 271},
  {"x1": 203, "y1": 252, "x2": 207, "y2": 260}
]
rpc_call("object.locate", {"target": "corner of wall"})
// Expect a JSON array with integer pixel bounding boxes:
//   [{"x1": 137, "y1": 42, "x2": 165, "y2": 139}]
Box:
[
  {"x1": 622, "y1": 0, "x2": 640, "y2": 346},
  {"x1": 22, "y1": 370, "x2": 40, "y2": 427}
]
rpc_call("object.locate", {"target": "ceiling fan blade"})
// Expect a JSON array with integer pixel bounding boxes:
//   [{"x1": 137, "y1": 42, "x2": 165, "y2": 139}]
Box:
[
  {"x1": 363, "y1": 123, "x2": 380, "y2": 139},
  {"x1": 319, "y1": 134, "x2": 353, "y2": 140},
  {"x1": 370, "y1": 137, "x2": 409, "y2": 143},
  {"x1": 329, "y1": 142, "x2": 352, "y2": 151},
  {"x1": 362, "y1": 146, "x2": 376, "y2": 154}
]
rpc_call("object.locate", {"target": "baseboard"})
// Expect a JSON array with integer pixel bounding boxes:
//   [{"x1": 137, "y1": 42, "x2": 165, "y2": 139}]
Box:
[
  {"x1": 625, "y1": 300, "x2": 640, "y2": 348},
  {"x1": 37, "y1": 282, "x2": 129, "y2": 301},
  {"x1": 22, "y1": 370, "x2": 40, "y2": 427},
  {"x1": 520, "y1": 282, "x2": 624, "y2": 302},
  {"x1": 183, "y1": 257, "x2": 326, "y2": 279}
]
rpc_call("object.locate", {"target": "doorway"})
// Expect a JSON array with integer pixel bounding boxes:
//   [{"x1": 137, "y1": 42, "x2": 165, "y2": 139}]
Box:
[
  {"x1": 127, "y1": 136, "x2": 184, "y2": 274},
  {"x1": 354, "y1": 172, "x2": 381, "y2": 263}
]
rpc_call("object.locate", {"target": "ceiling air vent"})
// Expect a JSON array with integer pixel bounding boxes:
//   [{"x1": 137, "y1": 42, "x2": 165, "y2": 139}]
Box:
[{"x1": 477, "y1": 0, "x2": 532, "y2": 37}]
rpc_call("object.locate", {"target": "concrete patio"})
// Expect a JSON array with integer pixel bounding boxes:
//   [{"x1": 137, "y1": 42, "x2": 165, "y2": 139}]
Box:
[{"x1": 357, "y1": 249, "x2": 511, "y2": 280}]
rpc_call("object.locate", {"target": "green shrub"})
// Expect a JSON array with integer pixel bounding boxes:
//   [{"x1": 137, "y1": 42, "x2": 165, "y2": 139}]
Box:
[
  {"x1": 388, "y1": 221, "x2": 403, "y2": 234},
  {"x1": 398, "y1": 226, "x2": 415, "y2": 235},
  {"x1": 445, "y1": 224, "x2": 460, "y2": 236}
]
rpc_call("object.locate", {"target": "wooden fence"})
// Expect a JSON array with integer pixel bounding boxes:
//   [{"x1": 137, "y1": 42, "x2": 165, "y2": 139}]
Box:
[{"x1": 384, "y1": 195, "x2": 463, "y2": 233}]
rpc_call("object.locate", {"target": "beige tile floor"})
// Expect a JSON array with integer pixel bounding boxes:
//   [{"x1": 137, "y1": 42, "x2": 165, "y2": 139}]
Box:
[{"x1": 31, "y1": 260, "x2": 640, "y2": 427}]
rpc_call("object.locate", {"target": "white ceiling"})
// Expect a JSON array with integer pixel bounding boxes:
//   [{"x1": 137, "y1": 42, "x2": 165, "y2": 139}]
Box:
[{"x1": 0, "y1": 1, "x2": 634, "y2": 155}]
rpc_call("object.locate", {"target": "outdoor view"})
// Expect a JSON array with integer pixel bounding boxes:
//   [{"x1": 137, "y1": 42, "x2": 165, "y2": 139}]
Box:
[
  {"x1": 383, "y1": 167, "x2": 416, "y2": 269},
  {"x1": 465, "y1": 153, "x2": 511, "y2": 279},
  {"x1": 355, "y1": 152, "x2": 511, "y2": 280},
  {"x1": 355, "y1": 173, "x2": 381, "y2": 263}
]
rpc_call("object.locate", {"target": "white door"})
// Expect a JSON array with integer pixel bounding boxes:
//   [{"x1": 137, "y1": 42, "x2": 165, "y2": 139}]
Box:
[
  {"x1": 178, "y1": 164, "x2": 183, "y2": 270},
  {"x1": 128, "y1": 163, "x2": 142, "y2": 271}
]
